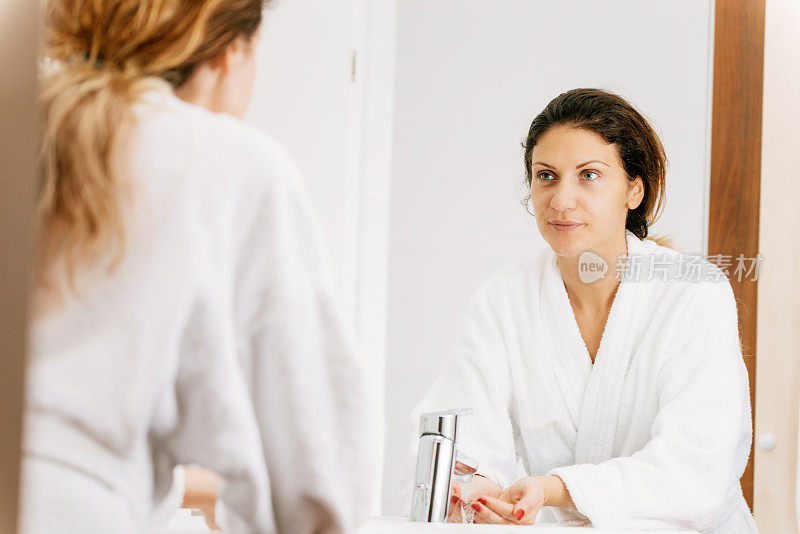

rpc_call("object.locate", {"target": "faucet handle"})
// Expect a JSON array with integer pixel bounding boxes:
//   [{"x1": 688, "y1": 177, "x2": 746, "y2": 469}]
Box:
[{"x1": 419, "y1": 408, "x2": 473, "y2": 442}]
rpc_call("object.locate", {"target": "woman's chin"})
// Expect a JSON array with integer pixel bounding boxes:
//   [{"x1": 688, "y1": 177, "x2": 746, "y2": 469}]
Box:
[
  {"x1": 543, "y1": 230, "x2": 591, "y2": 257},
  {"x1": 550, "y1": 245, "x2": 584, "y2": 258}
]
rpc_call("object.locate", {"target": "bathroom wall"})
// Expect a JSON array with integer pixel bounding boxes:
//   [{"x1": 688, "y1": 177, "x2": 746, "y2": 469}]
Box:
[
  {"x1": 246, "y1": 0, "x2": 362, "y2": 315},
  {"x1": 245, "y1": 0, "x2": 397, "y2": 513},
  {"x1": 382, "y1": 0, "x2": 716, "y2": 515}
]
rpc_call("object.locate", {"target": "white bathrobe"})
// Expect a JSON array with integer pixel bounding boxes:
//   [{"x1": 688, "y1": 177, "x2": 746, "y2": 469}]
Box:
[
  {"x1": 400, "y1": 229, "x2": 757, "y2": 533},
  {"x1": 21, "y1": 82, "x2": 378, "y2": 533}
]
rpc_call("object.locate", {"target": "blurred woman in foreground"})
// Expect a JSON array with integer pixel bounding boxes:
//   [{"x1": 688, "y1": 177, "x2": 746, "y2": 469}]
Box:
[{"x1": 21, "y1": 1, "x2": 378, "y2": 532}]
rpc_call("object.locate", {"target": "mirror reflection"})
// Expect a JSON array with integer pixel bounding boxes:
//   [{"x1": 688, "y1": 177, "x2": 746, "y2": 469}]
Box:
[{"x1": 6, "y1": 0, "x2": 789, "y2": 533}]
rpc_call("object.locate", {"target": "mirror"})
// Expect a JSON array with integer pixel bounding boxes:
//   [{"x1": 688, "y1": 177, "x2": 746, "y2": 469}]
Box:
[{"x1": 381, "y1": 0, "x2": 715, "y2": 516}]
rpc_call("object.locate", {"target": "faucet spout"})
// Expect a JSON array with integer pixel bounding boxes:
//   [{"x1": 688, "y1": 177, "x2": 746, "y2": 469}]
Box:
[{"x1": 409, "y1": 408, "x2": 476, "y2": 523}]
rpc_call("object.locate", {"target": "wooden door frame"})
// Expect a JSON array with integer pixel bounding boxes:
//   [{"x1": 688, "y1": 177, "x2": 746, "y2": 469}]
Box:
[{"x1": 708, "y1": 0, "x2": 766, "y2": 512}]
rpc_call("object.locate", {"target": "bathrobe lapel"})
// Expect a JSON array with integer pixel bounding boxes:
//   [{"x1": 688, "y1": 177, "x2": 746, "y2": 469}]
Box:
[
  {"x1": 539, "y1": 255, "x2": 593, "y2": 435},
  {"x1": 540, "y1": 230, "x2": 647, "y2": 464}
]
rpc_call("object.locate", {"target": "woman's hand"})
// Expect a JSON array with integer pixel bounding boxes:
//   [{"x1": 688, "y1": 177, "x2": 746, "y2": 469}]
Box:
[
  {"x1": 468, "y1": 475, "x2": 551, "y2": 525},
  {"x1": 182, "y1": 465, "x2": 221, "y2": 530},
  {"x1": 447, "y1": 474, "x2": 501, "y2": 523}
]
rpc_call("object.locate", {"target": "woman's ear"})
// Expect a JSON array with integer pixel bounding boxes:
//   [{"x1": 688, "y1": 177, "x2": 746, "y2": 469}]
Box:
[
  {"x1": 627, "y1": 176, "x2": 644, "y2": 210},
  {"x1": 207, "y1": 34, "x2": 250, "y2": 75}
]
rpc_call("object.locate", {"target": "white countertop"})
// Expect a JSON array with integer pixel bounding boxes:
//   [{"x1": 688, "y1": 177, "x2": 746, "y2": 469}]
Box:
[
  {"x1": 148, "y1": 512, "x2": 698, "y2": 533},
  {"x1": 357, "y1": 516, "x2": 698, "y2": 533}
]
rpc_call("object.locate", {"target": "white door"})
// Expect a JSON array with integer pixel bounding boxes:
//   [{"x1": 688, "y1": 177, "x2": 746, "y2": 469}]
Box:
[{"x1": 753, "y1": 0, "x2": 800, "y2": 531}]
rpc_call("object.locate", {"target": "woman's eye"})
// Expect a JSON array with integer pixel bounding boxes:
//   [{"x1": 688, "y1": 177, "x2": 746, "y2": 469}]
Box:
[
  {"x1": 537, "y1": 171, "x2": 555, "y2": 181},
  {"x1": 582, "y1": 170, "x2": 599, "y2": 181}
]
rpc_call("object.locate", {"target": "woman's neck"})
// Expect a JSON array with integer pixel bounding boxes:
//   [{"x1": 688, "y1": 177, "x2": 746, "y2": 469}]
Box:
[{"x1": 556, "y1": 231, "x2": 628, "y2": 313}]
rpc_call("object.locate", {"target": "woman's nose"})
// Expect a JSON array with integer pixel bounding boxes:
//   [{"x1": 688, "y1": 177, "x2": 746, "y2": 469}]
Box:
[{"x1": 549, "y1": 181, "x2": 579, "y2": 212}]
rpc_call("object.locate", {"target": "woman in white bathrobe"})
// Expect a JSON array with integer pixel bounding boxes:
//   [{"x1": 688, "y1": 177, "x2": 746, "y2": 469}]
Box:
[
  {"x1": 401, "y1": 88, "x2": 758, "y2": 533},
  {"x1": 22, "y1": 1, "x2": 377, "y2": 533}
]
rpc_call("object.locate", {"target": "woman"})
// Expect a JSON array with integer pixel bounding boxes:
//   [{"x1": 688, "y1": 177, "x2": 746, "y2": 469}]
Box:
[
  {"x1": 401, "y1": 88, "x2": 757, "y2": 533},
  {"x1": 21, "y1": 1, "x2": 377, "y2": 533}
]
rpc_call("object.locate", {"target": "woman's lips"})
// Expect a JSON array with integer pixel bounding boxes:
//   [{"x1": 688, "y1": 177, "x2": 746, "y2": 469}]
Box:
[{"x1": 550, "y1": 221, "x2": 584, "y2": 231}]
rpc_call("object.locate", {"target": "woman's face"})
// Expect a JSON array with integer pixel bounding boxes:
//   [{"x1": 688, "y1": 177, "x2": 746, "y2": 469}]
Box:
[{"x1": 529, "y1": 125, "x2": 643, "y2": 258}]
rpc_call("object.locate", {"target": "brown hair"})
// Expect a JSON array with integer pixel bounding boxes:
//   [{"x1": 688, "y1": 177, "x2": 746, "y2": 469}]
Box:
[
  {"x1": 37, "y1": 0, "x2": 269, "y2": 296},
  {"x1": 521, "y1": 88, "x2": 677, "y2": 250}
]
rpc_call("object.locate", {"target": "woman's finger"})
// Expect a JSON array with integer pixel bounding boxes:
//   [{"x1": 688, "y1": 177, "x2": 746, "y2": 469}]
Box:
[
  {"x1": 447, "y1": 495, "x2": 462, "y2": 523},
  {"x1": 510, "y1": 494, "x2": 541, "y2": 525},
  {"x1": 496, "y1": 476, "x2": 546, "y2": 525},
  {"x1": 498, "y1": 483, "x2": 527, "y2": 507},
  {"x1": 511, "y1": 479, "x2": 547, "y2": 525},
  {"x1": 477, "y1": 495, "x2": 517, "y2": 522},
  {"x1": 470, "y1": 499, "x2": 512, "y2": 524}
]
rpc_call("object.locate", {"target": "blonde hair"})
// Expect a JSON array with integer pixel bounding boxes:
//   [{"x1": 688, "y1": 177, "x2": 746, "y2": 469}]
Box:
[{"x1": 37, "y1": 0, "x2": 267, "y2": 296}]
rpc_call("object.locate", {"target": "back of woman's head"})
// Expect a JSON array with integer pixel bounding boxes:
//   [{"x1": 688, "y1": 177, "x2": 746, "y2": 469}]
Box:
[
  {"x1": 38, "y1": 0, "x2": 268, "y2": 297},
  {"x1": 521, "y1": 88, "x2": 676, "y2": 250}
]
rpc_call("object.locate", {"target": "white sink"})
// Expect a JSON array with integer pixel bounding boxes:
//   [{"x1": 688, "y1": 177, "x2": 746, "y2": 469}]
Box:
[
  {"x1": 357, "y1": 516, "x2": 698, "y2": 533},
  {"x1": 148, "y1": 512, "x2": 698, "y2": 533}
]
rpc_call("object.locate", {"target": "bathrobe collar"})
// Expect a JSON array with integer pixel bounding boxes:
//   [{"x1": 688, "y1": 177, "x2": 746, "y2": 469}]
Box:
[{"x1": 538, "y1": 229, "x2": 649, "y2": 463}]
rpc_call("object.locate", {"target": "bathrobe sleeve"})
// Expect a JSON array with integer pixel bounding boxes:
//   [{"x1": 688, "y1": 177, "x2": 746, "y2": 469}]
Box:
[
  {"x1": 148, "y1": 465, "x2": 186, "y2": 526},
  {"x1": 400, "y1": 278, "x2": 520, "y2": 513},
  {"x1": 234, "y1": 142, "x2": 380, "y2": 534},
  {"x1": 546, "y1": 279, "x2": 752, "y2": 532}
]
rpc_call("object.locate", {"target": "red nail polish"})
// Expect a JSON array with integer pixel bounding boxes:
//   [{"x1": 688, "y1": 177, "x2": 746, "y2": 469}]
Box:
[
  {"x1": 515, "y1": 509, "x2": 525, "y2": 520},
  {"x1": 451, "y1": 495, "x2": 458, "y2": 503},
  {"x1": 471, "y1": 503, "x2": 481, "y2": 512},
  {"x1": 477, "y1": 497, "x2": 487, "y2": 505}
]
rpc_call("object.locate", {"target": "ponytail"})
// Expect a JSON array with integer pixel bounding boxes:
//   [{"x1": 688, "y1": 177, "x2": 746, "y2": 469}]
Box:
[
  {"x1": 37, "y1": 0, "x2": 267, "y2": 299},
  {"x1": 37, "y1": 61, "x2": 166, "y2": 293}
]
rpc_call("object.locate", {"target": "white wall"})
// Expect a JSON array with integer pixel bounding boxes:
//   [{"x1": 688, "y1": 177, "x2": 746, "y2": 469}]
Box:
[
  {"x1": 353, "y1": 0, "x2": 397, "y2": 512},
  {"x1": 246, "y1": 0, "x2": 361, "y2": 314},
  {"x1": 382, "y1": 0, "x2": 715, "y2": 515},
  {"x1": 245, "y1": 0, "x2": 397, "y2": 513}
]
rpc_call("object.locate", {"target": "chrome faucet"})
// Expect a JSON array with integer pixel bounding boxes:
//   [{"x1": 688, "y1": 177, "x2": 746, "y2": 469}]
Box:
[{"x1": 409, "y1": 408, "x2": 477, "y2": 522}]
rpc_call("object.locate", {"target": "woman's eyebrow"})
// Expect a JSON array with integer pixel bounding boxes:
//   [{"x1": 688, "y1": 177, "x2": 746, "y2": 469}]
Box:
[
  {"x1": 577, "y1": 159, "x2": 610, "y2": 168},
  {"x1": 533, "y1": 160, "x2": 610, "y2": 169}
]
